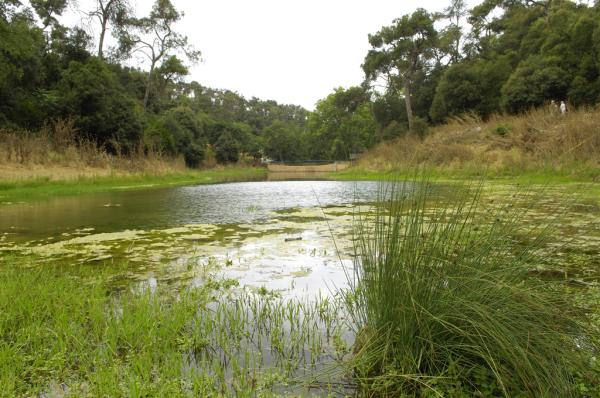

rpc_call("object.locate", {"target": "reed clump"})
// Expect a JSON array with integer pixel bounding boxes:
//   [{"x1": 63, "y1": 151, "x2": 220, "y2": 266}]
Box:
[
  {"x1": 359, "y1": 106, "x2": 600, "y2": 179},
  {"x1": 346, "y1": 179, "x2": 599, "y2": 396}
]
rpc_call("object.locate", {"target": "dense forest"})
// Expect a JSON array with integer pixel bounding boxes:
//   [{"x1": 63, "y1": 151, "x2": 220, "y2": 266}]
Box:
[{"x1": 1, "y1": 0, "x2": 600, "y2": 164}]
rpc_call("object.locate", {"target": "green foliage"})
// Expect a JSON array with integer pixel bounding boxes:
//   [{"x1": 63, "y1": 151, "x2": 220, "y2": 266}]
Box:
[
  {"x1": 380, "y1": 120, "x2": 407, "y2": 140},
  {"x1": 0, "y1": 14, "x2": 45, "y2": 127},
  {"x1": 360, "y1": 0, "x2": 600, "y2": 129},
  {"x1": 0, "y1": 0, "x2": 313, "y2": 165},
  {"x1": 30, "y1": 0, "x2": 68, "y2": 28},
  {"x1": 263, "y1": 120, "x2": 302, "y2": 162},
  {"x1": 410, "y1": 115, "x2": 429, "y2": 137},
  {"x1": 363, "y1": 8, "x2": 438, "y2": 130},
  {"x1": 306, "y1": 87, "x2": 377, "y2": 160},
  {"x1": 431, "y1": 62, "x2": 483, "y2": 122},
  {"x1": 182, "y1": 142, "x2": 204, "y2": 167},
  {"x1": 501, "y1": 55, "x2": 570, "y2": 112},
  {"x1": 4, "y1": 0, "x2": 600, "y2": 164},
  {"x1": 492, "y1": 123, "x2": 512, "y2": 136},
  {"x1": 56, "y1": 58, "x2": 142, "y2": 149},
  {"x1": 214, "y1": 130, "x2": 240, "y2": 163}
]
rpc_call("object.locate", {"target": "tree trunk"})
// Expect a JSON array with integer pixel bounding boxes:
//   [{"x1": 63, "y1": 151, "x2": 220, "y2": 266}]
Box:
[
  {"x1": 143, "y1": 63, "x2": 155, "y2": 111},
  {"x1": 403, "y1": 78, "x2": 414, "y2": 132},
  {"x1": 98, "y1": 17, "x2": 108, "y2": 58}
]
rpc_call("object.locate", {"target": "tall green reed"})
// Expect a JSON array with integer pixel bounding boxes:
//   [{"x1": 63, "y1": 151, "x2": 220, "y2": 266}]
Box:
[{"x1": 346, "y1": 178, "x2": 597, "y2": 396}]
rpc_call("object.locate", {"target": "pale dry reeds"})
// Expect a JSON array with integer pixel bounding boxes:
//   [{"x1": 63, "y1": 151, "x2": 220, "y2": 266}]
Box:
[
  {"x1": 359, "y1": 106, "x2": 600, "y2": 178},
  {"x1": 0, "y1": 119, "x2": 186, "y2": 180}
]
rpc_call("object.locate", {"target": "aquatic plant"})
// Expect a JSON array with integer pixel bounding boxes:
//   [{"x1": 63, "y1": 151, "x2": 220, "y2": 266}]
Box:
[
  {"x1": 0, "y1": 261, "x2": 351, "y2": 397},
  {"x1": 346, "y1": 179, "x2": 599, "y2": 396}
]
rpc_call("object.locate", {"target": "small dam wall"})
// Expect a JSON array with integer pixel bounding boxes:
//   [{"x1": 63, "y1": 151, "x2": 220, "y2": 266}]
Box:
[{"x1": 266, "y1": 161, "x2": 350, "y2": 173}]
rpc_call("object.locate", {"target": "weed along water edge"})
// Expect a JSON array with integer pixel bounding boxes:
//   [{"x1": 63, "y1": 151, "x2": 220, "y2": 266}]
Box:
[{"x1": 1, "y1": 178, "x2": 599, "y2": 396}]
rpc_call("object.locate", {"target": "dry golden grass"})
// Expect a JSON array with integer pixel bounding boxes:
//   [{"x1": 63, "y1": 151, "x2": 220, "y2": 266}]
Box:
[
  {"x1": 359, "y1": 106, "x2": 600, "y2": 178},
  {"x1": 0, "y1": 119, "x2": 187, "y2": 181}
]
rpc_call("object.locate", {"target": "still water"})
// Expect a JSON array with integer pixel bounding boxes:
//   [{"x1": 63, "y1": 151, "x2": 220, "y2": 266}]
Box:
[
  {"x1": 0, "y1": 180, "x2": 396, "y2": 297},
  {"x1": 1, "y1": 179, "x2": 598, "y2": 296},
  {"x1": 1, "y1": 180, "x2": 384, "y2": 241}
]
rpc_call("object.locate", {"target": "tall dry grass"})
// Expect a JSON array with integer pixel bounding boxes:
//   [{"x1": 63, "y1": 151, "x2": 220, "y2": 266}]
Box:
[
  {"x1": 0, "y1": 119, "x2": 186, "y2": 180},
  {"x1": 359, "y1": 106, "x2": 600, "y2": 178}
]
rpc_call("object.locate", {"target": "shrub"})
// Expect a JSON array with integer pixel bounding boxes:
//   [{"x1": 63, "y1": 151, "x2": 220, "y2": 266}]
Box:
[
  {"x1": 492, "y1": 123, "x2": 512, "y2": 136},
  {"x1": 183, "y1": 143, "x2": 204, "y2": 168},
  {"x1": 410, "y1": 116, "x2": 429, "y2": 137}
]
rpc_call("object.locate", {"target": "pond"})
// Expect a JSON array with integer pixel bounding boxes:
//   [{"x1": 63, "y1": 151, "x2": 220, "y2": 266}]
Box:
[
  {"x1": 1, "y1": 179, "x2": 598, "y2": 296},
  {"x1": 0, "y1": 180, "x2": 404, "y2": 297}
]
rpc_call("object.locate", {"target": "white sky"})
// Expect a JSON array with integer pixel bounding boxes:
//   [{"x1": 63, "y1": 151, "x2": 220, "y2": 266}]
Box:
[{"x1": 63, "y1": 0, "x2": 461, "y2": 110}]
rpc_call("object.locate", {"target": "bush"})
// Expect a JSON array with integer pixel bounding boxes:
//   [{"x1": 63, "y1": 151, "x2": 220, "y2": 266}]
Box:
[
  {"x1": 347, "y1": 179, "x2": 597, "y2": 396},
  {"x1": 214, "y1": 131, "x2": 240, "y2": 163},
  {"x1": 183, "y1": 143, "x2": 204, "y2": 168},
  {"x1": 492, "y1": 123, "x2": 512, "y2": 136},
  {"x1": 410, "y1": 116, "x2": 429, "y2": 137}
]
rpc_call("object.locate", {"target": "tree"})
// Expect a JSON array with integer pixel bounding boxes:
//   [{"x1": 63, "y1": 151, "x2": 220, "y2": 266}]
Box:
[
  {"x1": 214, "y1": 130, "x2": 240, "y2": 163},
  {"x1": 0, "y1": 0, "x2": 23, "y2": 21},
  {"x1": 88, "y1": 0, "x2": 130, "y2": 59},
  {"x1": 263, "y1": 120, "x2": 302, "y2": 162},
  {"x1": 0, "y1": 12, "x2": 46, "y2": 127},
  {"x1": 501, "y1": 55, "x2": 570, "y2": 112},
  {"x1": 363, "y1": 9, "x2": 437, "y2": 131},
  {"x1": 430, "y1": 62, "x2": 484, "y2": 122},
  {"x1": 118, "y1": 0, "x2": 200, "y2": 110},
  {"x1": 306, "y1": 87, "x2": 377, "y2": 160},
  {"x1": 30, "y1": 0, "x2": 68, "y2": 29},
  {"x1": 440, "y1": 0, "x2": 468, "y2": 62},
  {"x1": 56, "y1": 58, "x2": 142, "y2": 148}
]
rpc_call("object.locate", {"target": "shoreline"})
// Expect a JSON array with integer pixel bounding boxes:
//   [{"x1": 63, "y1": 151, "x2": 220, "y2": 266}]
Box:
[
  {"x1": 0, "y1": 167, "x2": 268, "y2": 204},
  {"x1": 1, "y1": 164, "x2": 598, "y2": 205}
]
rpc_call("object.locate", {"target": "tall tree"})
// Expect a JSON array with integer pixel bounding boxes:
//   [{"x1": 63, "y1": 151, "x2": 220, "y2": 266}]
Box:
[
  {"x1": 363, "y1": 9, "x2": 437, "y2": 131},
  {"x1": 118, "y1": 0, "x2": 200, "y2": 110},
  {"x1": 441, "y1": 0, "x2": 468, "y2": 62},
  {"x1": 0, "y1": 0, "x2": 23, "y2": 21},
  {"x1": 88, "y1": 0, "x2": 130, "y2": 59}
]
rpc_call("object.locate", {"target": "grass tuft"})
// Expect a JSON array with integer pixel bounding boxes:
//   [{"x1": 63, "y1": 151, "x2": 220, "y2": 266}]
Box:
[{"x1": 346, "y1": 177, "x2": 598, "y2": 396}]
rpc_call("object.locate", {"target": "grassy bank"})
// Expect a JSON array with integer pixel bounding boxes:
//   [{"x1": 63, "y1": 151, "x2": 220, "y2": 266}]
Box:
[
  {"x1": 349, "y1": 107, "x2": 600, "y2": 183},
  {"x1": 0, "y1": 167, "x2": 267, "y2": 203}
]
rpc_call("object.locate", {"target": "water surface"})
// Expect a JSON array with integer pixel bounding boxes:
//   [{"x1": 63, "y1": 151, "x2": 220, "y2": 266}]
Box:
[{"x1": 1, "y1": 180, "x2": 383, "y2": 241}]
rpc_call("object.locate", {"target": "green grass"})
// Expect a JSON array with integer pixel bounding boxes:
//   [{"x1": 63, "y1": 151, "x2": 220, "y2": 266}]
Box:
[
  {"x1": 0, "y1": 258, "x2": 349, "y2": 397},
  {"x1": 345, "y1": 178, "x2": 599, "y2": 396},
  {"x1": 0, "y1": 167, "x2": 267, "y2": 203}
]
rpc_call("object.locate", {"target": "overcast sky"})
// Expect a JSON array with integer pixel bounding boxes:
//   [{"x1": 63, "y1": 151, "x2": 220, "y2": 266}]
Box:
[{"x1": 64, "y1": 0, "x2": 462, "y2": 110}]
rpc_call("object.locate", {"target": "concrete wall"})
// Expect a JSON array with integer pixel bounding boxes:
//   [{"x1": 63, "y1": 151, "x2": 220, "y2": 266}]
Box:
[{"x1": 266, "y1": 162, "x2": 350, "y2": 173}]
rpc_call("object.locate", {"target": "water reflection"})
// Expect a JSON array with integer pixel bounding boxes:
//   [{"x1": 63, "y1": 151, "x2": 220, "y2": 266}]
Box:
[{"x1": 0, "y1": 180, "x2": 387, "y2": 241}]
